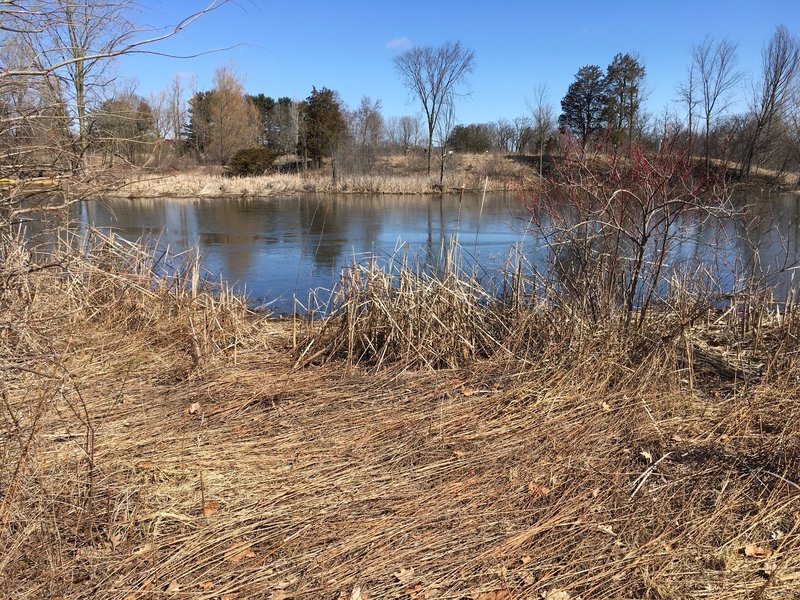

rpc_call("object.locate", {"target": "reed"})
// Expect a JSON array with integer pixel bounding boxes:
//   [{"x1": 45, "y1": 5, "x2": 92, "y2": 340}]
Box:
[{"x1": 1, "y1": 231, "x2": 799, "y2": 599}]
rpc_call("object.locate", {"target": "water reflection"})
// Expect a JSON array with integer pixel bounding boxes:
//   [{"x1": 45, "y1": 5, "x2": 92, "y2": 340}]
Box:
[
  {"x1": 64, "y1": 194, "x2": 532, "y2": 312},
  {"x1": 59, "y1": 191, "x2": 800, "y2": 313}
]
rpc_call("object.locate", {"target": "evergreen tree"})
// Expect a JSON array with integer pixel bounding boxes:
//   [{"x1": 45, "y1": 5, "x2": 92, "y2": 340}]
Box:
[
  {"x1": 185, "y1": 90, "x2": 214, "y2": 155},
  {"x1": 603, "y1": 53, "x2": 646, "y2": 148},
  {"x1": 558, "y1": 65, "x2": 606, "y2": 149},
  {"x1": 447, "y1": 123, "x2": 494, "y2": 152},
  {"x1": 303, "y1": 87, "x2": 347, "y2": 171}
]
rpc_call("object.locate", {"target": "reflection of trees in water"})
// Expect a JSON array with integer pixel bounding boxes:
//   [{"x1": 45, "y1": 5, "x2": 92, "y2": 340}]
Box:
[
  {"x1": 194, "y1": 199, "x2": 276, "y2": 276},
  {"x1": 297, "y1": 197, "x2": 383, "y2": 269},
  {"x1": 57, "y1": 192, "x2": 800, "y2": 311},
  {"x1": 732, "y1": 194, "x2": 800, "y2": 299},
  {"x1": 543, "y1": 193, "x2": 800, "y2": 307}
]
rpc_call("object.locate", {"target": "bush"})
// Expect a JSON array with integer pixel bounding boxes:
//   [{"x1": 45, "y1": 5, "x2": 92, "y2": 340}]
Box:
[{"x1": 224, "y1": 148, "x2": 283, "y2": 177}]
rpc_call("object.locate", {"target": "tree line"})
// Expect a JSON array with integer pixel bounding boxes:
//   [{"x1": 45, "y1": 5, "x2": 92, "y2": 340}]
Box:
[{"x1": 1, "y1": 1, "x2": 799, "y2": 186}]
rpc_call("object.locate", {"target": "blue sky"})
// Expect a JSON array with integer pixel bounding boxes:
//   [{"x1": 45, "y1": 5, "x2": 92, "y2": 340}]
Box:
[{"x1": 119, "y1": 0, "x2": 800, "y2": 126}]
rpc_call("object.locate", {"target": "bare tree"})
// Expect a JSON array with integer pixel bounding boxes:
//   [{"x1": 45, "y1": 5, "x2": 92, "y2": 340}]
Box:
[
  {"x1": 691, "y1": 36, "x2": 742, "y2": 169},
  {"x1": 435, "y1": 95, "x2": 457, "y2": 187},
  {"x1": 528, "y1": 84, "x2": 555, "y2": 176},
  {"x1": 740, "y1": 25, "x2": 800, "y2": 179},
  {"x1": 6, "y1": 1, "x2": 136, "y2": 157},
  {"x1": 677, "y1": 64, "x2": 700, "y2": 151},
  {"x1": 165, "y1": 73, "x2": 192, "y2": 141},
  {"x1": 89, "y1": 86, "x2": 156, "y2": 166},
  {"x1": 394, "y1": 41, "x2": 474, "y2": 175},
  {"x1": 493, "y1": 118, "x2": 514, "y2": 152},
  {"x1": 511, "y1": 116, "x2": 533, "y2": 154},
  {"x1": 398, "y1": 114, "x2": 421, "y2": 150},
  {"x1": 0, "y1": 1, "x2": 229, "y2": 227},
  {"x1": 351, "y1": 96, "x2": 384, "y2": 149},
  {"x1": 345, "y1": 96, "x2": 384, "y2": 172}
]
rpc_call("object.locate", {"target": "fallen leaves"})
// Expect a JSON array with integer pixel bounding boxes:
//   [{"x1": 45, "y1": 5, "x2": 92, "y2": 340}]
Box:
[
  {"x1": 743, "y1": 544, "x2": 773, "y2": 558},
  {"x1": 188, "y1": 401, "x2": 201, "y2": 415},
  {"x1": 224, "y1": 541, "x2": 256, "y2": 564},
  {"x1": 527, "y1": 481, "x2": 551, "y2": 498},
  {"x1": 542, "y1": 591, "x2": 571, "y2": 600},
  {"x1": 203, "y1": 500, "x2": 219, "y2": 517},
  {"x1": 350, "y1": 586, "x2": 366, "y2": 600}
]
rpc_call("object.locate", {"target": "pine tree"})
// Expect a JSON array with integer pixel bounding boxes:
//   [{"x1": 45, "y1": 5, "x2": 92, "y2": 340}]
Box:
[
  {"x1": 303, "y1": 87, "x2": 347, "y2": 171},
  {"x1": 603, "y1": 53, "x2": 646, "y2": 148},
  {"x1": 558, "y1": 65, "x2": 606, "y2": 149}
]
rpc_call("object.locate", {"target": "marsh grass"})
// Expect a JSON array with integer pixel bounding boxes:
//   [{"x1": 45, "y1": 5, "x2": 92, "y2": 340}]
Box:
[
  {"x1": 108, "y1": 153, "x2": 539, "y2": 198},
  {"x1": 1, "y1": 230, "x2": 799, "y2": 598}
]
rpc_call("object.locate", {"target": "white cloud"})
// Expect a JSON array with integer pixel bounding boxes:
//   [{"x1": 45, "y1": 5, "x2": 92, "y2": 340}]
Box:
[{"x1": 385, "y1": 37, "x2": 412, "y2": 50}]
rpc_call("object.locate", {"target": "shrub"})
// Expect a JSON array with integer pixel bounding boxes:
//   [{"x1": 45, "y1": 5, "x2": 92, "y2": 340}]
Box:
[{"x1": 224, "y1": 148, "x2": 283, "y2": 177}]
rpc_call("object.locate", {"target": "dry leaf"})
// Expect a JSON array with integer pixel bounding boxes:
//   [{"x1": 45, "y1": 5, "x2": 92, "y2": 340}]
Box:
[
  {"x1": 452, "y1": 450, "x2": 466, "y2": 457},
  {"x1": 188, "y1": 402, "x2": 201, "y2": 414},
  {"x1": 591, "y1": 487, "x2": 600, "y2": 498},
  {"x1": 350, "y1": 586, "x2": 366, "y2": 600},
  {"x1": 199, "y1": 581, "x2": 215, "y2": 591},
  {"x1": 142, "y1": 579, "x2": 154, "y2": 591},
  {"x1": 225, "y1": 541, "x2": 256, "y2": 564},
  {"x1": 406, "y1": 584, "x2": 424, "y2": 598},
  {"x1": 203, "y1": 500, "x2": 219, "y2": 517},
  {"x1": 166, "y1": 579, "x2": 180, "y2": 593},
  {"x1": 394, "y1": 567, "x2": 415, "y2": 583},
  {"x1": 601, "y1": 401, "x2": 611, "y2": 411},
  {"x1": 527, "y1": 481, "x2": 551, "y2": 497},
  {"x1": 462, "y1": 386, "x2": 476, "y2": 396},
  {"x1": 640, "y1": 448, "x2": 653, "y2": 463},
  {"x1": 597, "y1": 524, "x2": 615, "y2": 535},
  {"x1": 762, "y1": 559, "x2": 778, "y2": 576},
  {"x1": 542, "y1": 591, "x2": 571, "y2": 600},
  {"x1": 743, "y1": 544, "x2": 773, "y2": 558}
]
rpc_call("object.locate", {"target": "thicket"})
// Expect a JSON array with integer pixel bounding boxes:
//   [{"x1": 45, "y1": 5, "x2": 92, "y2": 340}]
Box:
[{"x1": 223, "y1": 147, "x2": 283, "y2": 177}]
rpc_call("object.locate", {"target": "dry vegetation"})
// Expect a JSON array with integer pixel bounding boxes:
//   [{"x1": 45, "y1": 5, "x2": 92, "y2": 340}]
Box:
[
  {"x1": 106, "y1": 153, "x2": 540, "y2": 199},
  {"x1": 2, "y1": 229, "x2": 799, "y2": 599}
]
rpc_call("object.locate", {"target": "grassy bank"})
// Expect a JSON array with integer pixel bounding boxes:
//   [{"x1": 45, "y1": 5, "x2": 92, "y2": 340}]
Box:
[
  {"x1": 1, "y1": 232, "x2": 799, "y2": 598},
  {"x1": 107, "y1": 153, "x2": 540, "y2": 198},
  {"x1": 104, "y1": 151, "x2": 799, "y2": 201}
]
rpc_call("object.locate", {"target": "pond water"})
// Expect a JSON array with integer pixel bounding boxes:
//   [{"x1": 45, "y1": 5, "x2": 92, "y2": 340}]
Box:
[{"x1": 62, "y1": 191, "x2": 800, "y2": 313}]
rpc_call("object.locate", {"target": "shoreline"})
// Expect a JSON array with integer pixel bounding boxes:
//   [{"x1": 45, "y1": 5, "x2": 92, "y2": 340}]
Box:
[
  {"x1": 4, "y1": 230, "x2": 799, "y2": 597},
  {"x1": 102, "y1": 172, "x2": 539, "y2": 200}
]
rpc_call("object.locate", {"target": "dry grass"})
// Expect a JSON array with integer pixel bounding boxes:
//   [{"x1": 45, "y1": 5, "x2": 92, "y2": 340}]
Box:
[
  {"x1": 1, "y1": 232, "x2": 799, "y2": 599},
  {"x1": 106, "y1": 153, "x2": 540, "y2": 199}
]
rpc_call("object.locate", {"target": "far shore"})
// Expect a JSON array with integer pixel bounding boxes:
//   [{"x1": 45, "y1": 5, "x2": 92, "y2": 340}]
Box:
[
  {"x1": 91, "y1": 152, "x2": 798, "y2": 200},
  {"x1": 104, "y1": 153, "x2": 541, "y2": 199}
]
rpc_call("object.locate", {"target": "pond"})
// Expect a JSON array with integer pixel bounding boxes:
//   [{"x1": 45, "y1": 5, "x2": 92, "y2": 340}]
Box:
[{"x1": 61, "y1": 191, "x2": 800, "y2": 313}]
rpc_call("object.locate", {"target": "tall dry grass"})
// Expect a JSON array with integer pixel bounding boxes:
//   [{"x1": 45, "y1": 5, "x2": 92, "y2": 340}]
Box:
[
  {"x1": 1, "y1": 229, "x2": 799, "y2": 598},
  {"x1": 108, "y1": 153, "x2": 538, "y2": 199}
]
